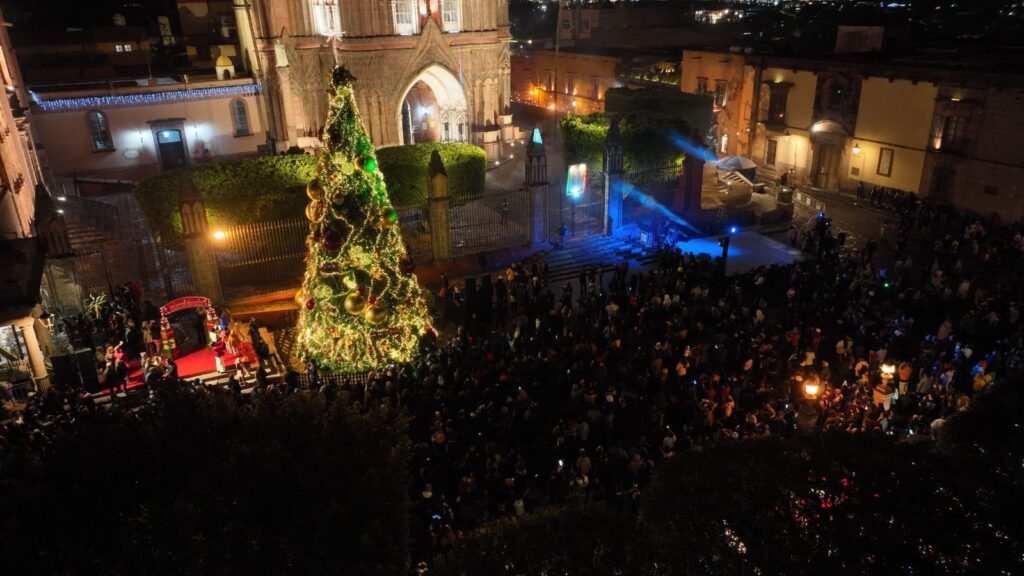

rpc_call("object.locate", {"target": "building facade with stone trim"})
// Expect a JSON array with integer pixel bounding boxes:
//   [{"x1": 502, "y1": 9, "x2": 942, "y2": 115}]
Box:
[
  {"x1": 234, "y1": 0, "x2": 514, "y2": 159},
  {"x1": 680, "y1": 49, "x2": 1024, "y2": 220}
]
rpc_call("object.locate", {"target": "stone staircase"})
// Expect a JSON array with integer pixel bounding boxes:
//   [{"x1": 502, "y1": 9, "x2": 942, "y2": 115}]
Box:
[{"x1": 538, "y1": 234, "x2": 656, "y2": 286}]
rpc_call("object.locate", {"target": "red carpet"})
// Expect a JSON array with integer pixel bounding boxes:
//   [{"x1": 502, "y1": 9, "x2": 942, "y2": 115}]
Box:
[{"x1": 97, "y1": 344, "x2": 256, "y2": 396}]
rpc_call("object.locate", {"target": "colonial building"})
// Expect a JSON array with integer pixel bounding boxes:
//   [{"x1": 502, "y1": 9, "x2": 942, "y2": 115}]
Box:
[
  {"x1": 235, "y1": 0, "x2": 515, "y2": 158},
  {"x1": 0, "y1": 6, "x2": 54, "y2": 394},
  {"x1": 29, "y1": 77, "x2": 266, "y2": 189},
  {"x1": 680, "y1": 48, "x2": 1024, "y2": 220},
  {"x1": 511, "y1": 47, "x2": 619, "y2": 115}
]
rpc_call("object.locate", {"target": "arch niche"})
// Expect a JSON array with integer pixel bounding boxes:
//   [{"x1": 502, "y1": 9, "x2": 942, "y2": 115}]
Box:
[
  {"x1": 397, "y1": 64, "x2": 469, "y2": 145},
  {"x1": 809, "y1": 120, "x2": 849, "y2": 190}
]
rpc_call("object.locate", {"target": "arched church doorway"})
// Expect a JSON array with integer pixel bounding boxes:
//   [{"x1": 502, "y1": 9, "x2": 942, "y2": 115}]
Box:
[{"x1": 398, "y1": 65, "x2": 468, "y2": 145}]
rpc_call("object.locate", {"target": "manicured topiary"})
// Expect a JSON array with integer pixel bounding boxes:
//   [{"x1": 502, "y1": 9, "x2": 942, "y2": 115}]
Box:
[{"x1": 376, "y1": 143, "x2": 486, "y2": 206}]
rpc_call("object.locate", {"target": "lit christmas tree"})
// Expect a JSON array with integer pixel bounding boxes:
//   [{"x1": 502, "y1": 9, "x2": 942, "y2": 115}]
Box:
[{"x1": 295, "y1": 67, "x2": 431, "y2": 373}]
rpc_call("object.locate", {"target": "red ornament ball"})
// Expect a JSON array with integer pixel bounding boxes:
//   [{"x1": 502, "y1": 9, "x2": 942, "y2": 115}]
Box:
[
  {"x1": 305, "y1": 298, "x2": 315, "y2": 310},
  {"x1": 321, "y1": 227, "x2": 344, "y2": 251}
]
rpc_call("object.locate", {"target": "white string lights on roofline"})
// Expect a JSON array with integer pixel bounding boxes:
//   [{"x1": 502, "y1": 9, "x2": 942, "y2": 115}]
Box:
[{"x1": 30, "y1": 83, "x2": 262, "y2": 112}]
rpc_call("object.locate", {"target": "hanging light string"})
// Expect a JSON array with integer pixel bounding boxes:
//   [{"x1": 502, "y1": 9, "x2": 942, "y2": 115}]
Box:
[{"x1": 30, "y1": 83, "x2": 261, "y2": 112}]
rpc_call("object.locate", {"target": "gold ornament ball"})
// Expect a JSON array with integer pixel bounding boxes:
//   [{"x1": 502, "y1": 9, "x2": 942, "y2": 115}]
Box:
[
  {"x1": 344, "y1": 292, "x2": 367, "y2": 315},
  {"x1": 306, "y1": 200, "x2": 325, "y2": 222},
  {"x1": 294, "y1": 290, "x2": 306, "y2": 308},
  {"x1": 307, "y1": 179, "x2": 325, "y2": 201},
  {"x1": 364, "y1": 304, "x2": 387, "y2": 325}
]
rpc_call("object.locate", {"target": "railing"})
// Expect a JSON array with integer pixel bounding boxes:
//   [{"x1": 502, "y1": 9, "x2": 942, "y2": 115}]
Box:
[
  {"x1": 214, "y1": 218, "x2": 309, "y2": 299},
  {"x1": 58, "y1": 196, "x2": 122, "y2": 236}
]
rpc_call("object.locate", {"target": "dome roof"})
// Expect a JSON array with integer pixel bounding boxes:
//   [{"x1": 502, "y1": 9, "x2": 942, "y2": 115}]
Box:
[{"x1": 215, "y1": 55, "x2": 233, "y2": 67}]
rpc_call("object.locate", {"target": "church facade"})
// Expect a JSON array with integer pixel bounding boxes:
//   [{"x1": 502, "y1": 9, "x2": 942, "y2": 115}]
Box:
[{"x1": 235, "y1": 0, "x2": 514, "y2": 158}]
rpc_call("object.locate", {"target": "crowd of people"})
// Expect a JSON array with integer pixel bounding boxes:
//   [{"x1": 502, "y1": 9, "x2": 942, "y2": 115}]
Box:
[{"x1": 2, "y1": 198, "x2": 1023, "y2": 570}]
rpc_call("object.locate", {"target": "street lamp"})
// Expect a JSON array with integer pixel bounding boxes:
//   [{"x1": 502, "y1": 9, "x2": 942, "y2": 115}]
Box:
[{"x1": 212, "y1": 230, "x2": 227, "y2": 241}]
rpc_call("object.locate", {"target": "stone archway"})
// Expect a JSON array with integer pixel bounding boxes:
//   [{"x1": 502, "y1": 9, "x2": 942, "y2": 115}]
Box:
[
  {"x1": 809, "y1": 120, "x2": 848, "y2": 190},
  {"x1": 397, "y1": 64, "x2": 469, "y2": 144}
]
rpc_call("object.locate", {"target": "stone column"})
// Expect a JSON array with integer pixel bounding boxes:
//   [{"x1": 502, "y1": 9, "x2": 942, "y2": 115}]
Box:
[
  {"x1": 179, "y1": 176, "x2": 224, "y2": 304},
  {"x1": 603, "y1": 118, "x2": 624, "y2": 235},
  {"x1": 426, "y1": 151, "x2": 452, "y2": 262},
  {"x1": 17, "y1": 315, "x2": 49, "y2": 391},
  {"x1": 674, "y1": 128, "x2": 706, "y2": 213},
  {"x1": 525, "y1": 128, "x2": 549, "y2": 246}
]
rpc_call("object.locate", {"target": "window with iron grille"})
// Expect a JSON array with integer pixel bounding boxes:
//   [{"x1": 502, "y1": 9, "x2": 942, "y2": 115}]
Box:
[
  {"x1": 310, "y1": 0, "x2": 342, "y2": 36},
  {"x1": 231, "y1": 99, "x2": 250, "y2": 136},
  {"x1": 86, "y1": 111, "x2": 114, "y2": 151},
  {"x1": 441, "y1": 0, "x2": 461, "y2": 33},
  {"x1": 941, "y1": 116, "x2": 969, "y2": 151},
  {"x1": 714, "y1": 79, "x2": 727, "y2": 107}
]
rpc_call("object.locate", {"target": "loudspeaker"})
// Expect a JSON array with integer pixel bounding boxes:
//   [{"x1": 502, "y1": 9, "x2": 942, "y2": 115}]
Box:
[
  {"x1": 50, "y1": 354, "x2": 78, "y2": 390},
  {"x1": 463, "y1": 276, "x2": 477, "y2": 330},
  {"x1": 478, "y1": 275, "x2": 493, "y2": 325},
  {"x1": 75, "y1": 348, "x2": 102, "y2": 392}
]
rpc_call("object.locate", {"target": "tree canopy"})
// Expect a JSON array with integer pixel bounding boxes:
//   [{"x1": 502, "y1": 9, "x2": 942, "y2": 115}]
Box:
[{"x1": 0, "y1": 390, "x2": 412, "y2": 576}]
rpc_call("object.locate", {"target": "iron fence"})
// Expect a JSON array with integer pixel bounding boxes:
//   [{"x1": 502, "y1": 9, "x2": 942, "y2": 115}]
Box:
[
  {"x1": 396, "y1": 202, "x2": 433, "y2": 264},
  {"x1": 546, "y1": 177, "x2": 607, "y2": 241},
  {"x1": 213, "y1": 218, "x2": 309, "y2": 299},
  {"x1": 449, "y1": 186, "x2": 531, "y2": 258}
]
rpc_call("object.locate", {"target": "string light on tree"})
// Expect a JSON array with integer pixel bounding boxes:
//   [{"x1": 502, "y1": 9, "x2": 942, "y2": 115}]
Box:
[{"x1": 295, "y1": 66, "x2": 431, "y2": 373}]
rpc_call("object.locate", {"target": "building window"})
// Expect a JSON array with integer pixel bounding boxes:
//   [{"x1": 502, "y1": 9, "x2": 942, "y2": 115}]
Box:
[
  {"x1": 546, "y1": 70, "x2": 555, "y2": 92},
  {"x1": 441, "y1": 0, "x2": 461, "y2": 33},
  {"x1": 86, "y1": 110, "x2": 114, "y2": 151},
  {"x1": 565, "y1": 73, "x2": 575, "y2": 95},
  {"x1": 114, "y1": 43, "x2": 133, "y2": 53},
  {"x1": 696, "y1": 77, "x2": 708, "y2": 95},
  {"x1": 590, "y1": 77, "x2": 600, "y2": 100},
  {"x1": 765, "y1": 139, "x2": 778, "y2": 167},
  {"x1": 714, "y1": 79, "x2": 727, "y2": 107},
  {"x1": 940, "y1": 116, "x2": 969, "y2": 152},
  {"x1": 311, "y1": 0, "x2": 342, "y2": 36},
  {"x1": 231, "y1": 99, "x2": 251, "y2": 136},
  {"x1": 766, "y1": 89, "x2": 788, "y2": 125},
  {"x1": 394, "y1": 0, "x2": 417, "y2": 36}
]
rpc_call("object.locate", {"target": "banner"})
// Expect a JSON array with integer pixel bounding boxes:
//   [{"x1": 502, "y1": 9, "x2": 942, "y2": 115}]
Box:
[{"x1": 160, "y1": 296, "x2": 212, "y2": 317}]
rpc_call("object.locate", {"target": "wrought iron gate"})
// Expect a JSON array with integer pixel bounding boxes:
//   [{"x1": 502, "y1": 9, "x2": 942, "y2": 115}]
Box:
[
  {"x1": 448, "y1": 186, "x2": 531, "y2": 258},
  {"x1": 212, "y1": 218, "x2": 308, "y2": 300},
  {"x1": 546, "y1": 175, "x2": 608, "y2": 242}
]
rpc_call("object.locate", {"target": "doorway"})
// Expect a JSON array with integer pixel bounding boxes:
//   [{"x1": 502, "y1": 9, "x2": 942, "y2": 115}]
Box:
[
  {"x1": 811, "y1": 142, "x2": 841, "y2": 190},
  {"x1": 156, "y1": 129, "x2": 187, "y2": 170}
]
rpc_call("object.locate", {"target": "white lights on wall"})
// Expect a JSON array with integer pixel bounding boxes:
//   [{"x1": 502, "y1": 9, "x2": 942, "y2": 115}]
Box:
[{"x1": 30, "y1": 83, "x2": 261, "y2": 112}]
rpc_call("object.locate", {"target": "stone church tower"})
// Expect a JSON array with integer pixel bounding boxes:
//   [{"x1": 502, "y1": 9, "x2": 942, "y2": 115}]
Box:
[{"x1": 234, "y1": 0, "x2": 513, "y2": 159}]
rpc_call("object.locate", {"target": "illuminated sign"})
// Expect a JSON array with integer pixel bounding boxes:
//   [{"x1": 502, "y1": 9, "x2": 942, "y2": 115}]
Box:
[{"x1": 567, "y1": 163, "x2": 587, "y2": 198}]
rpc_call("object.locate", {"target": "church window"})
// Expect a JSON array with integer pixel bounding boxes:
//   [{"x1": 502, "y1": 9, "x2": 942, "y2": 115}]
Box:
[
  {"x1": 231, "y1": 99, "x2": 251, "y2": 136},
  {"x1": 394, "y1": 0, "x2": 418, "y2": 36},
  {"x1": 86, "y1": 110, "x2": 114, "y2": 152},
  {"x1": 310, "y1": 0, "x2": 342, "y2": 36},
  {"x1": 442, "y1": 0, "x2": 461, "y2": 33}
]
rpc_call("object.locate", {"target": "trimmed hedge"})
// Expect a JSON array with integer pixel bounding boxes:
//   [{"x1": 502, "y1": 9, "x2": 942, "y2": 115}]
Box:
[
  {"x1": 134, "y1": 143, "x2": 487, "y2": 244},
  {"x1": 376, "y1": 143, "x2": 486, "y2": 206},
  {"x1": 560, "y1": 112, "x2": 692, "y2": 172},
  {"x1": 134, "y1": 155, "x2": 316, "y2": 245}
]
